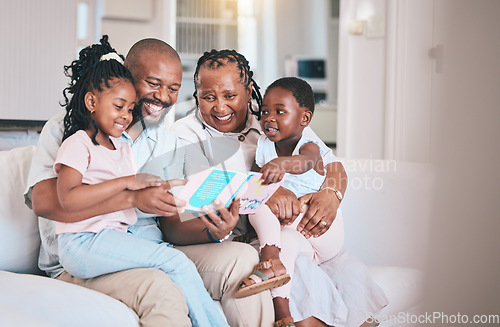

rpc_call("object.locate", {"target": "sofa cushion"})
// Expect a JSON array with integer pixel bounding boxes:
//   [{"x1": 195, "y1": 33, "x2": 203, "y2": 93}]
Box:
[
  {"x1": 0, "y1": 271, "x2": 139, "y2": 327},
  {"x1": 369, "y1": 266, "x2": 423, "y2": 326},
  {"x1": 0, "y1": 146, "x2": 42, "y2": 274}
]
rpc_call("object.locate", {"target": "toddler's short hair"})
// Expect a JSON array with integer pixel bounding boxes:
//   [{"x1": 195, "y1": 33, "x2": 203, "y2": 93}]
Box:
[{"x1": 265, "y1": 77, "x2": 315, "y2": 113}]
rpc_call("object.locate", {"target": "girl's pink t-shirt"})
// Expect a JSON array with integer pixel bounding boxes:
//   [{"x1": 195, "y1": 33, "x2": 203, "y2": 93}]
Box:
[{"x1": 54, "y1": 130, "x2": 138, "y2": 234}]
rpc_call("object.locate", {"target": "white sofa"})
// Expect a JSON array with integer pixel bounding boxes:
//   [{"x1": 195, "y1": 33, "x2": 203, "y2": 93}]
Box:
[{"x1": 0, "y1": 145, "x2": 430, "y2": 327}]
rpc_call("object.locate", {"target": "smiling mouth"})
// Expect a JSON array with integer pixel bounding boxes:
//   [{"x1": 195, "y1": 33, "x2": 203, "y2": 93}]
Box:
[
  {"x1": 265, "y1": 125, "x2": 279, "y2": 132},
  {"x1": 214, "y1": 113, "x2": 233, "y2": 122},
  {"x1": 145, "y1": 102, "x2": 164, "y2": 115},
  {"x1": 114, "y1": 122, "x2": 127, "y2": 131}
]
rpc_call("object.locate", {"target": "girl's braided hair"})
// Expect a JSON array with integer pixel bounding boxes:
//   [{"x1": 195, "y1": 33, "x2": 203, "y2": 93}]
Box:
[
  {"x1": 61, "y1": 35, "x2": 135, "y2": 145},
  {"x1": 193, "y1": 49, "x2": 262, "y2": 119}
]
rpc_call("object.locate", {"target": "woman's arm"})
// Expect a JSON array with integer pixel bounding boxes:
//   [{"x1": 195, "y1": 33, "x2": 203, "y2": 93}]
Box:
[
  {"x1": 159, "y1": 198, "x2": 240, "y2": 245},
  {"x1": 297, "y1": 161, "x2": 348, "y2": 238}
]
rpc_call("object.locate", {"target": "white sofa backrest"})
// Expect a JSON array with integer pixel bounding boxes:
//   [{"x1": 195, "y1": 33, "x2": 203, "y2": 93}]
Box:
[
  {"x1": 340, "y1": 158, "x2": 435, "y2": 270},
  {"x1": 0, "y1": 145, "x2": 42, "y2": 274}
]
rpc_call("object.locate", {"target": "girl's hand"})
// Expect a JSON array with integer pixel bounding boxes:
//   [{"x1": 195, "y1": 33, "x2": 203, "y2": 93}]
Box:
[
  {"x1": 260, "y1": 158, "x2": 287, "y2": 184},
  {"x1": 126, "y1": 173, "x2": 164, "y2": 190},
  {"x1": 266, "y1": 186, "x2": 302, "y2": 225}
]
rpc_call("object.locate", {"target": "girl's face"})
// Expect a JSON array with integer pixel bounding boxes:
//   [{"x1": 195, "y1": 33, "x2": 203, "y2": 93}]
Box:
[
  {"x1": 87, "y1": 78, "x2": 137, "y2": 140},
  {"x1": 261, "y1": 87, "x2": 311, "y2": 144},
  {"x1": 195, "y1": 63, "x2": 252, "y2": 133}
]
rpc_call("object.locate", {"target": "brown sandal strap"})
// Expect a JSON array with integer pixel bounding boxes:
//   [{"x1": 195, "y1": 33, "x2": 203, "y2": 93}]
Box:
[
  {"x1": 255, "y1": 258, "x2": 285, "y2": 278},
  {"x1": 274, "y1": 317, "x2": 295, "y2": 327}
]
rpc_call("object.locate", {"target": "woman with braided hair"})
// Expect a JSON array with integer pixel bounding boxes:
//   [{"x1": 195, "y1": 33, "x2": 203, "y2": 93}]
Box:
[
  {"x1": 169, "y1": 49, "x2": 388, "y2": 327},
  {"x1": 53, "y1": 36, "x2": 228, "y2": 327}
]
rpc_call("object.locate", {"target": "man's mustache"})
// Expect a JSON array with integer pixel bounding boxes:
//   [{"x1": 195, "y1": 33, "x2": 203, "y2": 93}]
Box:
[{"x1": 135, "y1": 98, "x2": 171, "y2": 113}]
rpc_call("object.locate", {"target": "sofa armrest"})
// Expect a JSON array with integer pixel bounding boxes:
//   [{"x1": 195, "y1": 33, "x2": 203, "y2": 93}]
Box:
[{"x1": 0, "y1": 271, "x2": 139, "y2": 327}]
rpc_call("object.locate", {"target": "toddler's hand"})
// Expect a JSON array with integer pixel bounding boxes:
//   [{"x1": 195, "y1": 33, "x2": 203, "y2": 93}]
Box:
[
  {"x1": 127, "y1": 173, "x2": 164, "y2": 190},
  {"x1": 260, "y1": 159, "x2": 286, "y2": 184}
]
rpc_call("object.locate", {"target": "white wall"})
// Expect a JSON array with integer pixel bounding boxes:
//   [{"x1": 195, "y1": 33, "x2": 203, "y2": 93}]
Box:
[
  {"x1": 337, "y1": 0, "x2": 388, "y2": 159},
  {"x1": 0, "y1": 0, "x2": 77, "y2": 121},
  {"x1": 421, "y1": 0, "x2": 500, "y2": 316}
]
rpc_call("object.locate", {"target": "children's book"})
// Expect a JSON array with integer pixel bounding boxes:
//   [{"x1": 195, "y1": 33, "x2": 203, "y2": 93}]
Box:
[{"x1": 177, "y1": 168, "x2": 285, "y2": 221}]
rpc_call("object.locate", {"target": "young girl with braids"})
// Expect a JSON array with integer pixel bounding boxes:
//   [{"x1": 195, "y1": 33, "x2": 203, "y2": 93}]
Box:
[
  {"x1": 170, "y1": 49, "x2": 387, "y2": 327},
  {"x1": 54, "y1": 36, "x2": 228, "y2": 327}
]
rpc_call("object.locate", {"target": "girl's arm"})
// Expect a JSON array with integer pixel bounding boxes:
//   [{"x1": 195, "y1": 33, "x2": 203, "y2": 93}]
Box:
[
  {"x1": 56, "y1": 164, "x2": 161, "y2": 212},
  {"x1": 260, "y1": 142, "x2": 323, "y2": 184}
]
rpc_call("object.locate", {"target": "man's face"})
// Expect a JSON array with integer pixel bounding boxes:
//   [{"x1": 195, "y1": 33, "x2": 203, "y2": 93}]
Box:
[{"x1": 130, "y1": 50, "x2": 183, "y2": 125}]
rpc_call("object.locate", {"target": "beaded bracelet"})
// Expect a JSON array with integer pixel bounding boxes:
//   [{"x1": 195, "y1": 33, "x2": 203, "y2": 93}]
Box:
[{"x1": 207, "y1": 230, "x2": 233, "y2": 243}]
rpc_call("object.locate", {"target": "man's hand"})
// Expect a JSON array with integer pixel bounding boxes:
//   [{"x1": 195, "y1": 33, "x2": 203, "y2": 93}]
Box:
[
  {"x1": 133, "y1": 179, "x2": 187, "y2": 217},
  {"x1": 297, "y1": 188, "x2": 340, "y2": 238},
  {"x1": 200, "y1": 198, "x2": 240, "y2": 240},
  {"x1": 266, "y1": 186, "x2": 301, "y2": 225}
]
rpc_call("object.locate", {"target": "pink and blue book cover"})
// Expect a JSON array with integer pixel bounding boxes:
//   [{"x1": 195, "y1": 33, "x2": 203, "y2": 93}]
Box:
[{"x1": 177, "y1": 168, "x2": 285, "y2": 218}]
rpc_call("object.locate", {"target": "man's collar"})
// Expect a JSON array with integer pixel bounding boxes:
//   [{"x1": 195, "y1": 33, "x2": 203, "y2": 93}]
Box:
[{"x1": 121, "y1": 120, "x2": 158, "y2": 144}]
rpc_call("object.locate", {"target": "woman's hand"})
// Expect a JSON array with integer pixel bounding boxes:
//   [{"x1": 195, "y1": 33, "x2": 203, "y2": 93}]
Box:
[
  {"x1": 266, "y1": 186, "x2": 302, "y2": 225},
  {"x1": 200, "y1": 198, "x2": 240, "y2": 240},
  {"x1": 297, "y1": 188, "x2": 340, "y2": 238}
]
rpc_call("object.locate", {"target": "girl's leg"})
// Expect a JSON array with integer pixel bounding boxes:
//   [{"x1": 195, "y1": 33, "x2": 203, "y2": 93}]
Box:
[{"x1": 58, "y1": 230, "x2": 228, "y2": 327}]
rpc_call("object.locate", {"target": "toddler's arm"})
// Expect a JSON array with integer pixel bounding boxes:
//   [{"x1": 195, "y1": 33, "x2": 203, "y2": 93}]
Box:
[
  {"x1": 260, "y1": 142, "x2": 324, "y2": 184},
  {"x1": 56, "y1": 165, "x2": 162, "y2": 212}
]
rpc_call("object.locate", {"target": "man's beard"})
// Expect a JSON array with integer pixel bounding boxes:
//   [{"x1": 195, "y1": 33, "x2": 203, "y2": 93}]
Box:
[{"x1": 135, "y1": 97, "x2": 172, "y2": 127}]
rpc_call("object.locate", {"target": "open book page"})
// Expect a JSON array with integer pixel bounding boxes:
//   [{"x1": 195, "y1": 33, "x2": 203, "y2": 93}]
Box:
[{"x1": 176, "y1": 168, "x2": 285, "y2": 221}]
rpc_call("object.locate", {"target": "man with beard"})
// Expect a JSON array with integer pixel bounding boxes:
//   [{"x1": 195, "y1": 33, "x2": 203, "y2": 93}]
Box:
[{"x1": 24, "y1": 38, "x2": 272, "y2": 327}]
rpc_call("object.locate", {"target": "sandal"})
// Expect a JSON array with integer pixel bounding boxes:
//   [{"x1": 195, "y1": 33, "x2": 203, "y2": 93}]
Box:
[
  {"x1": 274, "y1": 317, "x2": 295, "y2": 327},
  {"x1": 235, "y1": 258, "x2": 291, "y2": 298}
]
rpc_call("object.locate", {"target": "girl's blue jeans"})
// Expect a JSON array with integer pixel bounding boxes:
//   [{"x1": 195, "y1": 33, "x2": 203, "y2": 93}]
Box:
[{"x1": 58, "y1": 218, "x2": 228, "y2": 327}]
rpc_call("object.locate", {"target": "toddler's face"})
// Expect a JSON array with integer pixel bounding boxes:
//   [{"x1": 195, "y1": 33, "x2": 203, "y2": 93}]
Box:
[{"x1": 261, "y1": 87, "x2": 310, "y2": 144}]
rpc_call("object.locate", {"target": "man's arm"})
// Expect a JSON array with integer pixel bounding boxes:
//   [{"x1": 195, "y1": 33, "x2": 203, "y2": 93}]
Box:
[
  {"x1": 31, "y1": 178, "x2": 134, "y2": 222},
  {"x1": 31, "y1": 178, "x2": 186, "y2": 222}
]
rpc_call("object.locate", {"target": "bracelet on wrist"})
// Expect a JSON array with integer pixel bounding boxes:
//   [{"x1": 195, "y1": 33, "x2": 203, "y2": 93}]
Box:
[
  {"x1": 207, "y1": 229, "x2": 233, "y2": 243},
  {"x1": 322, "y1": 187, "x2": 343, "y2": 203}
]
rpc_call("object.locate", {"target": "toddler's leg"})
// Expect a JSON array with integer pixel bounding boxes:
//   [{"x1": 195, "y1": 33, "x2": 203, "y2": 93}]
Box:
[
  {"x1": 235, "y1": 205, "x2": 290, "y2": 298},
  {"x1": 306, "y1": 213, "x2": 345, "y2": 265},
  {"x1": 249, "y1": 204, "x2": 282, "y2": 251},
  {"x1": 58, "y1": 230, "x2": 228, "y2": 327}
]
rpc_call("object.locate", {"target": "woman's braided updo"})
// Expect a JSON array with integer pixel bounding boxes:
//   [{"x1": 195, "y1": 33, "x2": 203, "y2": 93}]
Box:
[{"x1": 193, "y1": 49, "x2": 262, "y2": 119}]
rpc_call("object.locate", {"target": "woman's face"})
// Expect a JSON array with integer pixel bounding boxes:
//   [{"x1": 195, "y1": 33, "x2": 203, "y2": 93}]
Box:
[{"x1": 195, "y1": 63, "x2": 252, "y2": 133}]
